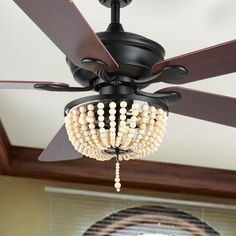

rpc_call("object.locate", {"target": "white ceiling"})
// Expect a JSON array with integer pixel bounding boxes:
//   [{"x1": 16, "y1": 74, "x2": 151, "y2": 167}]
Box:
[{"x1": 1, "y1": 0, "x2": 236, "y2": 170}]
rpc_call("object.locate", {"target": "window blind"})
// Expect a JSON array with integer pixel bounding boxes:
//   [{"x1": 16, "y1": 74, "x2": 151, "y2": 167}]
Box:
[{"x1": 46, "y1": 189, "x2": 236, "y2": 236}]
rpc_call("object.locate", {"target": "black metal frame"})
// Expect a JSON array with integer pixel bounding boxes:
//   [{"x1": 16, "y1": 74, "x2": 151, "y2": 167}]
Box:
[{"x1": 64, "y1": 94, "x2": 169, "y2": 116}]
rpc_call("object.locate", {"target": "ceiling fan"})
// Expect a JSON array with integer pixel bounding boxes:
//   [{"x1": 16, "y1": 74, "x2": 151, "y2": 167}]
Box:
[{"x1": 1, "y1": 0, "x2": 236, "y2": 191}]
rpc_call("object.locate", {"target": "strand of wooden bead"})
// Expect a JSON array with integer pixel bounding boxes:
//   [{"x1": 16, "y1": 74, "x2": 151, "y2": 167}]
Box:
[
  {"x1": 67, "y1": 107, "x2": 88, "y2": 156},
  {"x1": 66, "y1": 110, "x2": 85, "y2": 153},
  {"x1": 86, "y1": 104, "x2": 103, "y2": 159},
  {"x1": 109, "y1": 102, "x2": 117, "y2": 147},
  {"x1": 97, "y1": 102, "x2": 108, "y2": 149},
  {"x1": 122, "y1": 102, "x2": 138, "y2": 150},
  {"x1": 114, "y1": 161, "x2": 121, "y2": 192},
  {"x1": 116, "y1": 101, "x2": 127, "y2": 148},
  {"x1": 145, "y1": 106, "x2": 156, "y2": 156},
  {"x1": 116, "y1": 112, "x2": 126, "y2": 147},
  {"x1": 129, "y1": 103, "x2": 141, "y2": 150},
  {"x1": 78, "y1": 106, "x2": 93, "y2": 157},
  {"x1": 76, "y1": 106, "x2": 99, "y2": 159},
  {"x1": 73, "y1": 109, "x2": 86, "y2": 154},
  {"x1": 133, "y1": 103, "x2": 150, "y2": 156},
  {"x1": 99, "y1": 103, "x2": 110, "y2": 149},
  {"x1": 65, "y1": 111, "x2": 77, "y2": 148}
]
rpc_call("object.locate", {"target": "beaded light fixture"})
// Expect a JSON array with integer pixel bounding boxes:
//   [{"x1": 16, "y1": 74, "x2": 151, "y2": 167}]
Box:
[{"x1": 65, "y1": 97, "x2": 168, "y2": 192}]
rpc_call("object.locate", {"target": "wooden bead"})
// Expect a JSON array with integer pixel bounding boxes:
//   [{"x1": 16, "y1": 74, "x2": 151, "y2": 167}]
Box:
[
  {"x1": 142, "y1": 111, "x2": 148, "y2": 117},
  {"x1": 97, "y1": 102, "x2": 104, "y2": 109},
  {"x1": 87, "y1": 104, "x2": 95, "y2": 111},
  {"x1": 132, "y1": 103, "x2": 139, "y2": 109},
  {"x1": 140, "y1": 124, "x2": 146, "y2": 130},
  {"x1": 110, "y1": 127, "x2": 116, "y2": 132},
  {"x1": 115, "y1": 177, "x2": 120, "y2": 182},
  {"x1": 87, "y1": 111, "x2": 94, "y2": 117},
  {"x1": 130, "y1": 122, "x2": 136, "y2": 128},
  {"x1": 130, "y1": 116, "x2": 137, "y2": 122},
  {"x1": 150, "y1": 113, "x2": 156, "y2": 119},
  {"x1": 128, "y1": 133, "x2": 133, "y2": 138},
  {"x1": 90, "y1": 129, "x2": 96, "y2": 135},
  {"x1": 149, "y1": 137, "x2": 154, "y2": 142},
  {"x1": 141, "y1": 117, "x2": 147, "y2": 123},
  {"x1": 132, "y1": 109, "x2": 139, "y2": 116},
  {"x1": 137, "y1": 134, "x2": 143, "y2": 139},
  {"x1": 120, "y1": 114, "x2": 126, "y2": 121},
  {"x1": 114, "y1": 183, "x2": 121, "y2": 188},
  {"x1": 80, "y1": 113, "x2": 86, "y2": 119},
  {"x1": 98, "y1": 115, "x2": 104, "y2": 121},
  {"x1": 149, "y1": 119, "x2": 155, "y2": 125},
  {"x1": 138, "y1": 129, "x2": 144, "y2": 134},
  {"x1": 89, "y1": 123, "x2": 95, "y2": 129},
  {"x1": 120, "y1": 101, "x2": 127, "y2": 107},
  {"x1": 109, "y1": 108, "x2": 116, "y2": 115},
  {"x1": 142, "y1": 104, "x2": 149, "y2": 111},
  {"x1": 109, "y1": 115, "x2": 116, "y2": 121},
  {"x1": 157, "y1": 108, "x2": 163, "y2": 115},
  {"x1": 87, "y1": 117, "x2": 94, "y2": 123},
  {"x1": 100, "y1": 128, "x2": 106, "y2": 133},
  {"x1": 119, "y1": 121, "x2": 126, "y2": 127},
  {"x1": 109, "y1": 102, "x2": 116, "y2": 108},
  {"x1": 150, "y1": 106, "x2": 156, "y2": 113},
  {"x1": 81, "y1": 125, "x2": 88, "y2": 131},
  {"x1": 79, "y1": 106, "x2": 86, "y2": 113},
  {"x1": 98, "y1": 122, "x2": 105, "y2": 128},
  {"x1": 120, "y1": 108, "x2": 127, "y2": 114},
  {"x1": 72, "y1": 109, "x2": 78, "y2": 115},
  {"x1": 97, "y1": 109, "x2": 104, "y2": 115},
  {"x1": 110, "y1": 121, "x2": 116, "y2": 127}
]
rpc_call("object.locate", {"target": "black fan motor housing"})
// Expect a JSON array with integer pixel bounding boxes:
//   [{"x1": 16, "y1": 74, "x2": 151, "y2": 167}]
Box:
[{"x1": 67, "y1": 31, "x2": 165, "y2": 88}]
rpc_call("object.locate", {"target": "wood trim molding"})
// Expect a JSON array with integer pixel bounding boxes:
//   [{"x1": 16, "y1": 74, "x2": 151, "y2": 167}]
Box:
[
  {"x1": 1, "y1": 120, "x2": 236, "y2": 198},
  {"x1": 7, "y1": 145, "x2": 236, "y2": 198},
  {"x1": 0, "y1": 120, "x2": 11, "y2": 173}
]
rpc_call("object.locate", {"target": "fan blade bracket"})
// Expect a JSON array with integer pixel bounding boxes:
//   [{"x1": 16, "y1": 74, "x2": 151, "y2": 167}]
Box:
[
  {"x1": 159, "y1": 66, "x2": 188, "y2": 83},
  {"x1": 81, "y1": 58, "x2": 116, "y2": 82},
  {"x1": 135, "y1": 89, "x2": 182, "y2": 107},
  {"x1": 34, "y1": 83, "x2": 94, "y2": 92},
  {"x1": 133, "y1": 66, "x2": 188, "y2": 86}
]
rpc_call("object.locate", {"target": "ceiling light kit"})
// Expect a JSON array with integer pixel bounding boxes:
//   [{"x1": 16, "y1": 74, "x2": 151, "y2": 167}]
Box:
[{"x1": 1, "y1": 0, "x2": 236, "y2": 191}]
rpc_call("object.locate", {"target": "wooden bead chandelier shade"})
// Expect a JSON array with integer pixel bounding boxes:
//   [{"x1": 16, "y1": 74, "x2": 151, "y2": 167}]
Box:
[{"x1": 65, "y1": 100, "x2": 168, "y2": 191}]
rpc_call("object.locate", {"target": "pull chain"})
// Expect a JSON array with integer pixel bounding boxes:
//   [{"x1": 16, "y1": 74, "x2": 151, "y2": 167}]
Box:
[{"x1": 114, "y1": 154, "x2": 121, "y2": 192}]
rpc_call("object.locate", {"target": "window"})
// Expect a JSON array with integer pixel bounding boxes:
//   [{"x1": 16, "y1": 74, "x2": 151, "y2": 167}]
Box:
[
  {"x1": 83, "y1": 206, "x2": 220, "y2": 235},
  {"x1": 47, "y1": 190, "x2": 236, "y2": 235}
]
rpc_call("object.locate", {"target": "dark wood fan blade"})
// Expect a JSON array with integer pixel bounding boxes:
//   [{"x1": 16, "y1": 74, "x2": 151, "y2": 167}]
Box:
[
  {"x1": 152, "y1": 40, "x2": 236, "y2": 84},
  {"x1": 0, "y1": 80, "x2": 69, "y2": 90},
  {"x1": 158, "y1": 87, "x2": 236, "y2": 127},
  {"x1": 13, "y1": 0, "x2": 118, "y2": 72},
  {"x1": 38, "y1": 125, "x2": 83, "y2": 162}
]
